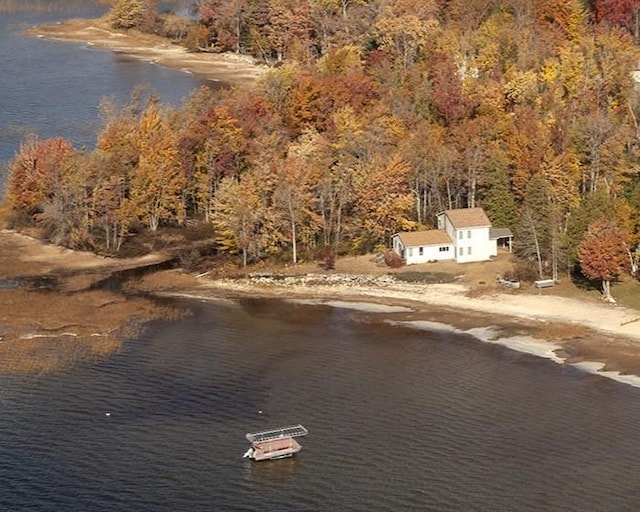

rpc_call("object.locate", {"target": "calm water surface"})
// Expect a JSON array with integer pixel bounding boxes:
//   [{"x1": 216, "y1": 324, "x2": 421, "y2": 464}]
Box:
[
  {"x1": 2, "y1": 299, "x2": 640, "y2": 511},
  {"x1": 3, "y1": 3, "x2": 640, "y2": 511},
  {"x1": 0, "y1": 0, "x2": 212, "y2": 193}
]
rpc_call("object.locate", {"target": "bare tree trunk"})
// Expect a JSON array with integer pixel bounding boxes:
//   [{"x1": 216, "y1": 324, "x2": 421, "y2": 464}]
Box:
[
  {"x1": 290, "y1": 210, "x2": 298, "y2": 265},
  {"x1": 551, "y1": 233, "x2": 558, "y2": 282},
  {"x1": 533, "y1": 226, "x2": 543, "y2": 280},
  {"x1": 291, "y1": 220, "x2": 297, "y2": 264},
  {"x1": 411, "y1": 185, "x2": 422, "y2": 224},
  {"x1": 626, "y1": 243, "x2": 638, "y2": 276},
  {"x1": 522, "y1": 207, "x2": 544, "y2": 279},
  {"x1": 602, "y1": 279, "x2": 612, "y2": 301},
  {"x1": 468, "y1": 174, "x2": 476, "y2": 208}
]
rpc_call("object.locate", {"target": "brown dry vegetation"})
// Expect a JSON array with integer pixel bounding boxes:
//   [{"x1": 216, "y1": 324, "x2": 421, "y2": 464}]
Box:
[{"x1": 0, "y1": 230, "x2": 183, "y2": 374}]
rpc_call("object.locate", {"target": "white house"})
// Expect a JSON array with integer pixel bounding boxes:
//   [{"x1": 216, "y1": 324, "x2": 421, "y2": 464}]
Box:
[{"x1": 391, "y1": 207, "x2": 512, "y2": 265}]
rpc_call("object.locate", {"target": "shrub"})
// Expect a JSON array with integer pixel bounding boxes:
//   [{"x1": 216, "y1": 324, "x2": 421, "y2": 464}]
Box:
[
  {"x1": 384, "y1": 250, "x2": 404, "y2": 268},
  {"x1": 110, "y1": 0, "x2": 156, "y2": 31}
]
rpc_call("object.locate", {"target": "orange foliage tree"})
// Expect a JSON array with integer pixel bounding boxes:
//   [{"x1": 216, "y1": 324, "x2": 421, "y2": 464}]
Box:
[
  {"x1": 577, "y1": 218, "x2": 629, "y2": 301},
  {"x1": 91, "y1": 97, "x2": 141, "y2": 251},
  {"x1": 7, "y1": 136, "x2": 75, "y2": 221},
  {"x1": 350, "y1": 154, "x2": 415, "y2": 252}
]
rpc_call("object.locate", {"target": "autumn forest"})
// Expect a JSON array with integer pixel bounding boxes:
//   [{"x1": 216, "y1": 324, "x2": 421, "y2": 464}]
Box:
[{"x1": 4, "y1": 0, "x2": 640, "y2": 285}]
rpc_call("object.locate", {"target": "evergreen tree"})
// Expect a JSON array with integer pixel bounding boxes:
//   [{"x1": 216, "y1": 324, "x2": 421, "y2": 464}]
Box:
[
  {"x1": 513, "y1": 174, "x2": 553, "y2": 279},
  {"x1": 562, "y1": 190, "x2": 616, "y2": 274},
  {"x1": 480, "y1": 158, "x2": 517, "y2": 230}
]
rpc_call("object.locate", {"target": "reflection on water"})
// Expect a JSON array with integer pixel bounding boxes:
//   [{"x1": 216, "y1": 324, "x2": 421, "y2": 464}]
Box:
[
  {"x1": 243, "y1": 456, "x2": 302, "y2": 485},
  {"x1": 3, "y1": 299, "x2": 640, "y2": 511}
]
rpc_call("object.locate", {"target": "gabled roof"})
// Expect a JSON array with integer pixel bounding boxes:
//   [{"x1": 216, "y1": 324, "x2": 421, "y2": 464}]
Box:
[
  {"x1": 441, "y1": 207, "x2": 491, "y2": 228},
  {"x1": 394, "y1": 230, "x2": 453, "y2": 247}
]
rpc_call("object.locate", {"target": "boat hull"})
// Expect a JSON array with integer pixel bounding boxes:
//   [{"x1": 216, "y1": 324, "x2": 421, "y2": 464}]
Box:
[{"x1": 247, "y1": 438, "x2": 302, "y2": 461}]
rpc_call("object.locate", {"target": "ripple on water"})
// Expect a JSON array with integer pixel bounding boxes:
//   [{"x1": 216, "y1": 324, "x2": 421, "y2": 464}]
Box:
[{"x1": 2, "y1": 299, "x2": 640, "y2": 511}]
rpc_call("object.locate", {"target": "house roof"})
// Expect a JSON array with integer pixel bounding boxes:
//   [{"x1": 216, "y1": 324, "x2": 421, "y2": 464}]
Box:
[
  {"x1": 442, "y1": 207, "x2": 491, "y2": 228},
  {"x1": 394, "y1": 230, "x2": 453, "y2": 247},
  {"x1": 490, "y1": 227, "x2": 513, "y2": 240}
]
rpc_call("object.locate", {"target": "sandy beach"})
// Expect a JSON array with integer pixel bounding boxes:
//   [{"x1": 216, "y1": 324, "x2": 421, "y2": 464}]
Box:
[
  {"x1": 26, "y1": 17, "x2": 268, "y2": 86},
  {"x1": 178, "y1": 269, "x2": 640, "y2": 387}
]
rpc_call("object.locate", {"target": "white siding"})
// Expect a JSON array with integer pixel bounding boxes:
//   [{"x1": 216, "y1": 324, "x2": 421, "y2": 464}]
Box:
[
  {"x1": 404, "y1": 244, "x2": 453, "y2": 265},
  {"x1": 455, "y1": 227, "x2": 495, "y2": 263},
  {"x1": 442, "y1": 216, "x2": 456, "y2": 241}
]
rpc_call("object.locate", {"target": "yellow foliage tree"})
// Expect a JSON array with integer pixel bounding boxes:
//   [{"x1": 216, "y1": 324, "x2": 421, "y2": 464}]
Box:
[
  {"x1": 211, "y1": 171, "x2": 276, "y2": 266},
  {"x1": 125, "y1": 99, "x2": 185, "y2": 232},
  {"x1": 350, "y1": 154, "x2": 415, "y2": 252}
]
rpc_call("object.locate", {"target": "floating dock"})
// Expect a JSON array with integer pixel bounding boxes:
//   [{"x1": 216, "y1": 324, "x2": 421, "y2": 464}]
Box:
[{"x1": 243, "y1": 424, "x2": 309, "y2": 461}]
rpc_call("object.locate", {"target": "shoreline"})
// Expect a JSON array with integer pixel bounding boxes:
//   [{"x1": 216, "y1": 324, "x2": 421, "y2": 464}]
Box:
[
  {"x1": 175, "y1": 273, "x2": 640, "y2": 386},
  {"x1": 3, "y1": 228, "x2": 640, "y2": 384},
  {"x1": 0, "y1": 230, "x2": 184, "y2": 374},
  {"x1": 26, "y1": 17, "x2": 268, "y2": 86}
]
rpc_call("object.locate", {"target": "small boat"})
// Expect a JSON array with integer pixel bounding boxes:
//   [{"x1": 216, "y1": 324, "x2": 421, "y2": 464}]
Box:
[{"x1": 243, "y1": 424, "x2": 309, "y2": 461}]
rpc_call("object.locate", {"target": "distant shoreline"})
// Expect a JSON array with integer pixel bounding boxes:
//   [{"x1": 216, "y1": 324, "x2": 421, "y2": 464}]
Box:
[{"x1": 26, "y1": 16, "x2": 268, "y2": 86}]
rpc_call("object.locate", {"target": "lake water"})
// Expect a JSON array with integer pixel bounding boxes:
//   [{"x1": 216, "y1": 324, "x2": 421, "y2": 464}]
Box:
[
  {"x1": 2, "y1": 299, "x2": 640, "y2": 511},
  {"x1": 0, "y1": 0, "x2": 212, "y2": 193},
  {"x1": 3, "y1": 3, "x2": 640, "y2": 511}
]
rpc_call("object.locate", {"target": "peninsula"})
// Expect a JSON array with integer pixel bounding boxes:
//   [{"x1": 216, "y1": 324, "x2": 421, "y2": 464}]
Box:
[{"x1": 6, "y1": 12, "x2": 640, "y2": 386}]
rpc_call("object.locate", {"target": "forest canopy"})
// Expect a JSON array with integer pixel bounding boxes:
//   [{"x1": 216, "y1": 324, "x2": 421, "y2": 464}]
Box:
[{"x1": 5, "y1": 0, "x2": 640, "y2": 283}]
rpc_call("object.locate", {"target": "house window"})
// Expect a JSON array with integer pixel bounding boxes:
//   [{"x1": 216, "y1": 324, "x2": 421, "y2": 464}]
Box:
[
  {"x1": 467, "y1": 230, "x2": 471, "y2": 238},
  {"x1": 467, "y1": 247, "x2": 472, "y2": 255},
  {"x1": 439, "y1": 246, "x2": 449, "y2": 252},
  {"x1": 419, "y1": 247, "x2": 424, "y2": 256},
  {"x1": 458, "y1": 247, "x2": 463, "y2": 256},
  {"x1": 458, "y1": 231, "x2": 463, "y2": 240}
]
